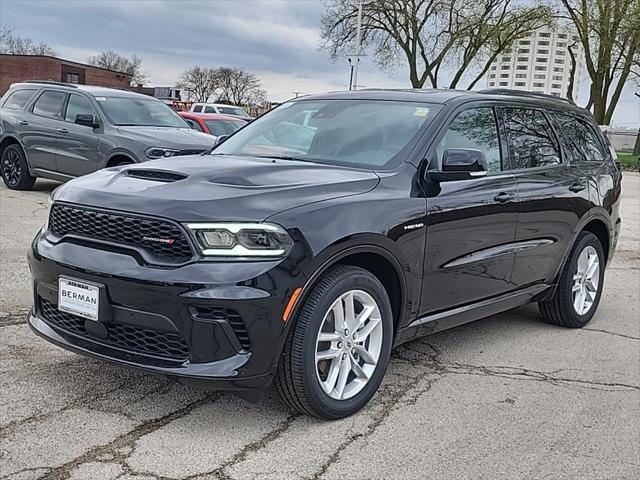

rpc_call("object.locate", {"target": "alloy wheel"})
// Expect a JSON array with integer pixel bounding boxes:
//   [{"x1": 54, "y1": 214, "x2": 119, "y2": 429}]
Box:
[
  {"x1": 1, "y1": 149, "x2": 22, "y2": 186},
  {"x1": 314, "y1": 289, "x2": 383, "y2": 400},
  {"x1": 572, "y1": 245, "x2": 600, "y2": 315}
]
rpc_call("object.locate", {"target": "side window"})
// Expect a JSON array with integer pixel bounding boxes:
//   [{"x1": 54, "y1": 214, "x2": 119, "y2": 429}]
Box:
[
  {"x1": 504, "y1": 108, "x2": 561, "y2": 169},
  {"x1": 555, "y1": 114, "x2": 606, "y2": 162},
  {"x1": 32, "y1": 91, "x2": 66, "y2": 119},
  {"x1": 204, "y1": 106, "x2": 216, "y2": 113},
  {"x1": 185, "y1": 118, "x2": 204, "y2": 132},
  {"x1": 193, "y1": 105, "x2": 203, "y2": 113},
  {"x1": 64, "y1": 94, "x2": 96, "y2": 123},
  {"x1": 2, "y1": 89, "x2": 37, "y2": 110},
  {"x1": 436, "y1": 107, "x2": 502, "y2": 174}
]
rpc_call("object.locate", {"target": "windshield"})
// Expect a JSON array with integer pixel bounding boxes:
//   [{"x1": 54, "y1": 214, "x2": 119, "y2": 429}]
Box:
[
  {"x1": 217, "y1": 106, "x2": 250, "y2": 117},
  {"x1": 214, "y1": 99, "x2": 440, "y2": 168},
  {"x1": 97, "y1": 96, "x2": 189, "y2": 128},
  {"x1": 205, "y1": 119, "x2": 246, "y2": 136}
]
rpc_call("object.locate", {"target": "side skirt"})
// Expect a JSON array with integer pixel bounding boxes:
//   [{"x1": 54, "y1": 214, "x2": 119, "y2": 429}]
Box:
[
  {"x1": 393, "y1": 284, "x2": 550, "y2": 346},
  {"x1": 31, "y1": 168, "x2": 75, "y2": 182}
]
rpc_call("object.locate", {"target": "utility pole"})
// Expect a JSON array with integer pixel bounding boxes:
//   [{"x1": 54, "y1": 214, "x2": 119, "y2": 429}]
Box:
[
  {"x1": 634, "y1": 92, "x2": 640, "y2": 157},
  {"x1": 292, "y1": 91, "x2": 302, "y2": 98},
  {"x1": 352, "y1": 0, "x2": 364, "y2": 90}
]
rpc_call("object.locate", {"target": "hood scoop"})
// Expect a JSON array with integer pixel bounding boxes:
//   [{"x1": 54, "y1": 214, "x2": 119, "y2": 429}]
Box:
[{"x1": 124, "y1": 169, "x2": 188, "y2": 183}]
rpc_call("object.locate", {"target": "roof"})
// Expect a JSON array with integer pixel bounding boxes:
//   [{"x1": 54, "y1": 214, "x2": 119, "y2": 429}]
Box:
[
  {"x1": 11, "y1": 81, "x2": 151, "y2": 99},
  {"x1": 295, "y1": 88, "x2": 585, "y2": 113},
  {"x1": 178, "y1": 111, "x2": 248, "y2": 122},
  {"x1": 0, "y1": 54, "x2": 132, "y2": 76}
]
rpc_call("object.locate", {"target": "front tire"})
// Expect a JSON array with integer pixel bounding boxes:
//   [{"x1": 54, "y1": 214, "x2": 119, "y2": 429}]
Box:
[
  {"x1": 538, "y1": 232, "x2": 605, "y2": 328},
  {"x1": 1, "y1": 144, "x2": 36, "y2": 190},
  {"x1": 274, "y1": 265, "x2": 393, "y2": 419}
]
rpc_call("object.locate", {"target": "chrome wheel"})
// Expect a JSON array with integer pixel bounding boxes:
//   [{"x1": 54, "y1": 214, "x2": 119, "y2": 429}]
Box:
[
  {"x1": 572, "y1": 245, "x2": 600, "y2": 315},
  {"x1": 314, "y1": 289, "x2": 383, "y2": 400},
  {"x1": 1, "y1": 149, "x2": 22, "y2": 186}
]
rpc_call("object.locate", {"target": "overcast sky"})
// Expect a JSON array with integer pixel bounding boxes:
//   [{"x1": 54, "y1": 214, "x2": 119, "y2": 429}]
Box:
[{"x1": 2, "y1": 0, "x2": 638, "y2": 126}]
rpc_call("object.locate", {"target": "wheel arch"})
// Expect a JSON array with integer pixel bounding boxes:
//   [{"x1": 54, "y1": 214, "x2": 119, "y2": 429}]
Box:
[{"x1": 105, "y1": 153, "x2": 136, "y2": 167}]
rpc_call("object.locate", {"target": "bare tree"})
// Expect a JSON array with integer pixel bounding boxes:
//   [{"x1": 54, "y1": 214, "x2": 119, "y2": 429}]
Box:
[
  {"x1": 216, "y1": 67, "x2": 266, "y2": 106},
  {"x1": 0, "y1": 24, "x2": 56, "y2": 56},
  {"x1": 321, "y1": 0, "x2": 552, "y2": 89},
  {"x1": 87, "y1": 51, "x2": 147, "y2": 86},
  {"x1": 177, "y1": 66, "x2": 219, "y2": 102},
  {"x1": 559, "y1": 0, "x2": 640, "y2": 125}
]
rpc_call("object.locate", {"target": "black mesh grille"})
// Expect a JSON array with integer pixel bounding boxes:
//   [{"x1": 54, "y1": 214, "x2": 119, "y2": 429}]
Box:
[
  {"x1": 178, "y1": 149, "x2": 207, "y2": 156},
  {"x1": 49, "y1": 203, "x2": 193, "y2": 264},
  {"x1": 40, "y1": 299, "x2": 190, "y2": 361},
  {"x1": 125, "y1": 170, "x2": 187, "y2": 182},
  {"x1": 192, "y1": 306, "x2": 250, "y2": 350}
]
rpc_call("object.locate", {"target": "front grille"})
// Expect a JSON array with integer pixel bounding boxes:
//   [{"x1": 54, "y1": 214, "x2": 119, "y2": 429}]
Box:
[
  {"x1": 125, "y1": 169, "x2": 187, "y2": 182},
  {"x1": 192, "y1": 306, "x2": 251, "y2": 350},
  {"x1": 40, "y1": 299, "x2": 190, "y2": 361},
  {"x1": 49, "y1": 203, "x2": 193, "y2": 264}
]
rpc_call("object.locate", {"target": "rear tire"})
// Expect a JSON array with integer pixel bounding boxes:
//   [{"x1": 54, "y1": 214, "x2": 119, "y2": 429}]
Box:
[
  {"x1": 538, "y1": 232, "x2": 605, "y2": 328},
  {"x1": 274, "y1": 265, "x2": 393, "y2": 419},
  {"x1": 1, "y1": 144, "x2": 35, "y2": 190}
]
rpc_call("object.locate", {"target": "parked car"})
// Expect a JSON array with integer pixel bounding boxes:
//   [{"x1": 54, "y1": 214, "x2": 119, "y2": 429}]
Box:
[
  {"x1": 190, "y1": 102, "x2": 252, "y2": 119},
  {"x1": 0, "y1": 81, "x2": 215, "y2": 190},
  {"x1": 28, "y1": 89, "x2": 621, "y2": 419},
  {"x1": 178, "y1": 111, "x2": 248, "y2": 137}
]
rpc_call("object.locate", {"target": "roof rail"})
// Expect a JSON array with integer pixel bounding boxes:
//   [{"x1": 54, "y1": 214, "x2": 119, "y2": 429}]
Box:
[
  {"x1": 478, "y1": 88, "x2": 574, "y2": 105},
  {"x1": 23, "y1": 80, "x2": 79, "y2": 88}
]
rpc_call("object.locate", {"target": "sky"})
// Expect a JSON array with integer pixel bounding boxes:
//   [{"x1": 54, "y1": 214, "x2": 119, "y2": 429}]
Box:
[{"x1": 1, "y1": 0, "x2": 639, "y2": 127}]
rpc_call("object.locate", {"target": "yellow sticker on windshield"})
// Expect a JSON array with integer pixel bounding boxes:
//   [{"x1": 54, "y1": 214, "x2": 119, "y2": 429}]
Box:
[{"x1": 414, "y1": 107, "x2": 429, "y2": 117}]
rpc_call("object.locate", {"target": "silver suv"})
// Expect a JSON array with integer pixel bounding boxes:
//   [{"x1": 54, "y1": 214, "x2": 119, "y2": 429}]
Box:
[{"x1": 0, "y1": 81, "x2": 214, "y2": 190}]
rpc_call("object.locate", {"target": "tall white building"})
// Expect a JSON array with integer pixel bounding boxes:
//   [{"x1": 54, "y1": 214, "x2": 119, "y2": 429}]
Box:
[{"x1": 486, "y1": 26, "x2": 583, "y2": 98}]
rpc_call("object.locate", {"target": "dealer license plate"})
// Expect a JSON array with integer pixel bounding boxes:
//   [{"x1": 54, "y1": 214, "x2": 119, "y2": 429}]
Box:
[{"x1": 58, "y1": 277, "x2": 99, "y2": 321}]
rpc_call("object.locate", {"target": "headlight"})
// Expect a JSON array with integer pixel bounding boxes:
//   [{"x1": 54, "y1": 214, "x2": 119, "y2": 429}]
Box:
[
  {"x1": 145, "y1": 147, "x2": 181, "y2": 159},
  {"x1": 185, "y1": 223, "x2": 293, "y2": 258}
]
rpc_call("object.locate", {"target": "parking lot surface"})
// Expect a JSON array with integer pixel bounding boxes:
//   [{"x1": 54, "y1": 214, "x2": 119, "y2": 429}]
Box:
[{"x1": 1, "y1": 174, "x2": 638, "y2": 480}]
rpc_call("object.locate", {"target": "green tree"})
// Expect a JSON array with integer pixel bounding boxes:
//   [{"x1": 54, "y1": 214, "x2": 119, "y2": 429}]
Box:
[
  {"x1": 321, "y1": 0, "x2": 552, "y2": 89},
  {"x1": 559, "y1": 0, "x2": 640, "y2": 125}
]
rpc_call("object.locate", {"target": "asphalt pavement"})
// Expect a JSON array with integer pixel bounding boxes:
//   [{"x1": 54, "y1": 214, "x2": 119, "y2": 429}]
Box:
[{"x1": 1, "y1": 174, "x2": 638, "y2": 480}]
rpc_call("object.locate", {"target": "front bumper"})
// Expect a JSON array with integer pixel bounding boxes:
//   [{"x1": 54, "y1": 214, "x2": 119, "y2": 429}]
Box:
[{"x1": 28, "y1": 229, "x2": 306, "y2": 388}]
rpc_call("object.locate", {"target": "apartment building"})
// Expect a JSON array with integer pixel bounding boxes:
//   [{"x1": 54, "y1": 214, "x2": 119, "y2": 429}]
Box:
[{"x1": 486, "y1": 26, "x2": 583, "y2": 98}]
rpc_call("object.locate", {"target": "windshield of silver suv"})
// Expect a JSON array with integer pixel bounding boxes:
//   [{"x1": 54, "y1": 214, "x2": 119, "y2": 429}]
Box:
[
  {"x1": 96, "y1": 95, "x2": 189, "y2": 128},
  {"x1": 214, "y1": 99, "x2": 440, "y2": 168}
]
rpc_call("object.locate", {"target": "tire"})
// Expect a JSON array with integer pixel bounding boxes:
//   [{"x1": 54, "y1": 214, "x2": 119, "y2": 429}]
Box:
[
  {"x1": 274, "y1": 265, "x2": 393, "y2": 419},
  {"x1": 1, "y1": 144, "x2": 36, "y2": 190},
  {"x1": 538, "y1": 232, "x2": 605, "y2": 328}
]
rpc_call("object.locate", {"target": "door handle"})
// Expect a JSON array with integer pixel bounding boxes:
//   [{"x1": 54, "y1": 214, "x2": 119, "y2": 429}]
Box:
[
  {"x1": 18, "y1": 120, "x2": 29, "y2": 126},
  {"x1": 569, "y1": 182, "x2": 586, "y2": 193},
  {"x1": 494, "y1": 192, "x2": 515, "y2": 203},
  {"x1": 57, "y1": 128, "x2": 69, "y2": 134}
]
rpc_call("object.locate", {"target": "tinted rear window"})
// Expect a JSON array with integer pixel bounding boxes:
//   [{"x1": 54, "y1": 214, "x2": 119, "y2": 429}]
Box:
[
  {"x1": 2, "y1": 89, "x2": 37, "y2": 110},
  {"x1": 554, "y1": 113, "x2": 607, "y2": 163},
  {"x1": 32, "y1": 90, "x2": 66, "y2": 119}
]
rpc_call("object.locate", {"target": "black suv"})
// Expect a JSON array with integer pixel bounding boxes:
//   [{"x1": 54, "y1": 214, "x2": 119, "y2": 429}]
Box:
[
  {"x1": 27, "y1": 89, "x2": 622, "y2": 419},
  {"x1": 0, "y1": 82, "x2": 214, "y2": 189}
]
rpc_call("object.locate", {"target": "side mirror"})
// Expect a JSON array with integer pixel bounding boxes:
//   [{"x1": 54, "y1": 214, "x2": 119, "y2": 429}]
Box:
[
  {"x1": 75, "y1": 114, "x2": 99, "y2": 128},
  {"x1": 213, "y1": 134, "x2": 229, "y2": 147},
  {"x1": 428, "y1": 148, "x2": 488, "y2": 182}
]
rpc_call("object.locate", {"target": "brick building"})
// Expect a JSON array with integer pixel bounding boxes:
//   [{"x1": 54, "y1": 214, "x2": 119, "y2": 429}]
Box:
[{"x1": 0, "y1": 55, "x2": 132, "y2": 94}]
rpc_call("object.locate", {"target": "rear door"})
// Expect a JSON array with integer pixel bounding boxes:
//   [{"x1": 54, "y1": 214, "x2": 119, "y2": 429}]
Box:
[
  {"x1": 55, "y1": 92, "x2": 100, "y2": 176},
  {"x1": 502, "y1": 106, "x2": 588, "y2": 287},
  {"x1": 20, "y1": 90, "x2": 67, "y2": 172},
  {"x1": 421, "y1": 105, "x2": 518, "y2": 314}
]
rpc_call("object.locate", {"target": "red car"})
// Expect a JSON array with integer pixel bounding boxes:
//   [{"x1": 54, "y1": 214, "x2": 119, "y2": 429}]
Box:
[{"x1": 178, "y1": 111, "x2": 248, "y2": 137}]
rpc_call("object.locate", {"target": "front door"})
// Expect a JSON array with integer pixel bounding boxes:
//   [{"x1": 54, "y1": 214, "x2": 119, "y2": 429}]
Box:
[
  {"x1": 55, "y1": 93, "x2": 100, "y2": 176},
  {"x1": 421, "y1": 105, "x2": 518, "y2": 315}
]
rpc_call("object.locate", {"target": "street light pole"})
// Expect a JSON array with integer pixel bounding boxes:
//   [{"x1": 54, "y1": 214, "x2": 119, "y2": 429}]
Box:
[{"x1": 352, "y1": 0, "x2": 363, "y2": 90}]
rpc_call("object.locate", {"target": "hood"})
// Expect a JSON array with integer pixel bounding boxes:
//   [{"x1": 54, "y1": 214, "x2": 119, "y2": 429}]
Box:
[
  {"x1": 53, "y1": 155, "x2": 380, "y2": 222},
  {"x1": 116, "y1": 126, "x2": 215, "y2": 149}
]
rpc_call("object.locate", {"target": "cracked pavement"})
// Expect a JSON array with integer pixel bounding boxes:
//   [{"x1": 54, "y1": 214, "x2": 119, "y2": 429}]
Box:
[{"x1": 1, "y1": 174, "x2": 639, "y2": 480}]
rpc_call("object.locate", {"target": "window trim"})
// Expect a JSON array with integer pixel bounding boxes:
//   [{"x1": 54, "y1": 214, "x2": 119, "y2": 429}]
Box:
[{"x1": 30, "y1": 89, "x2": 68, "y2": 120}]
